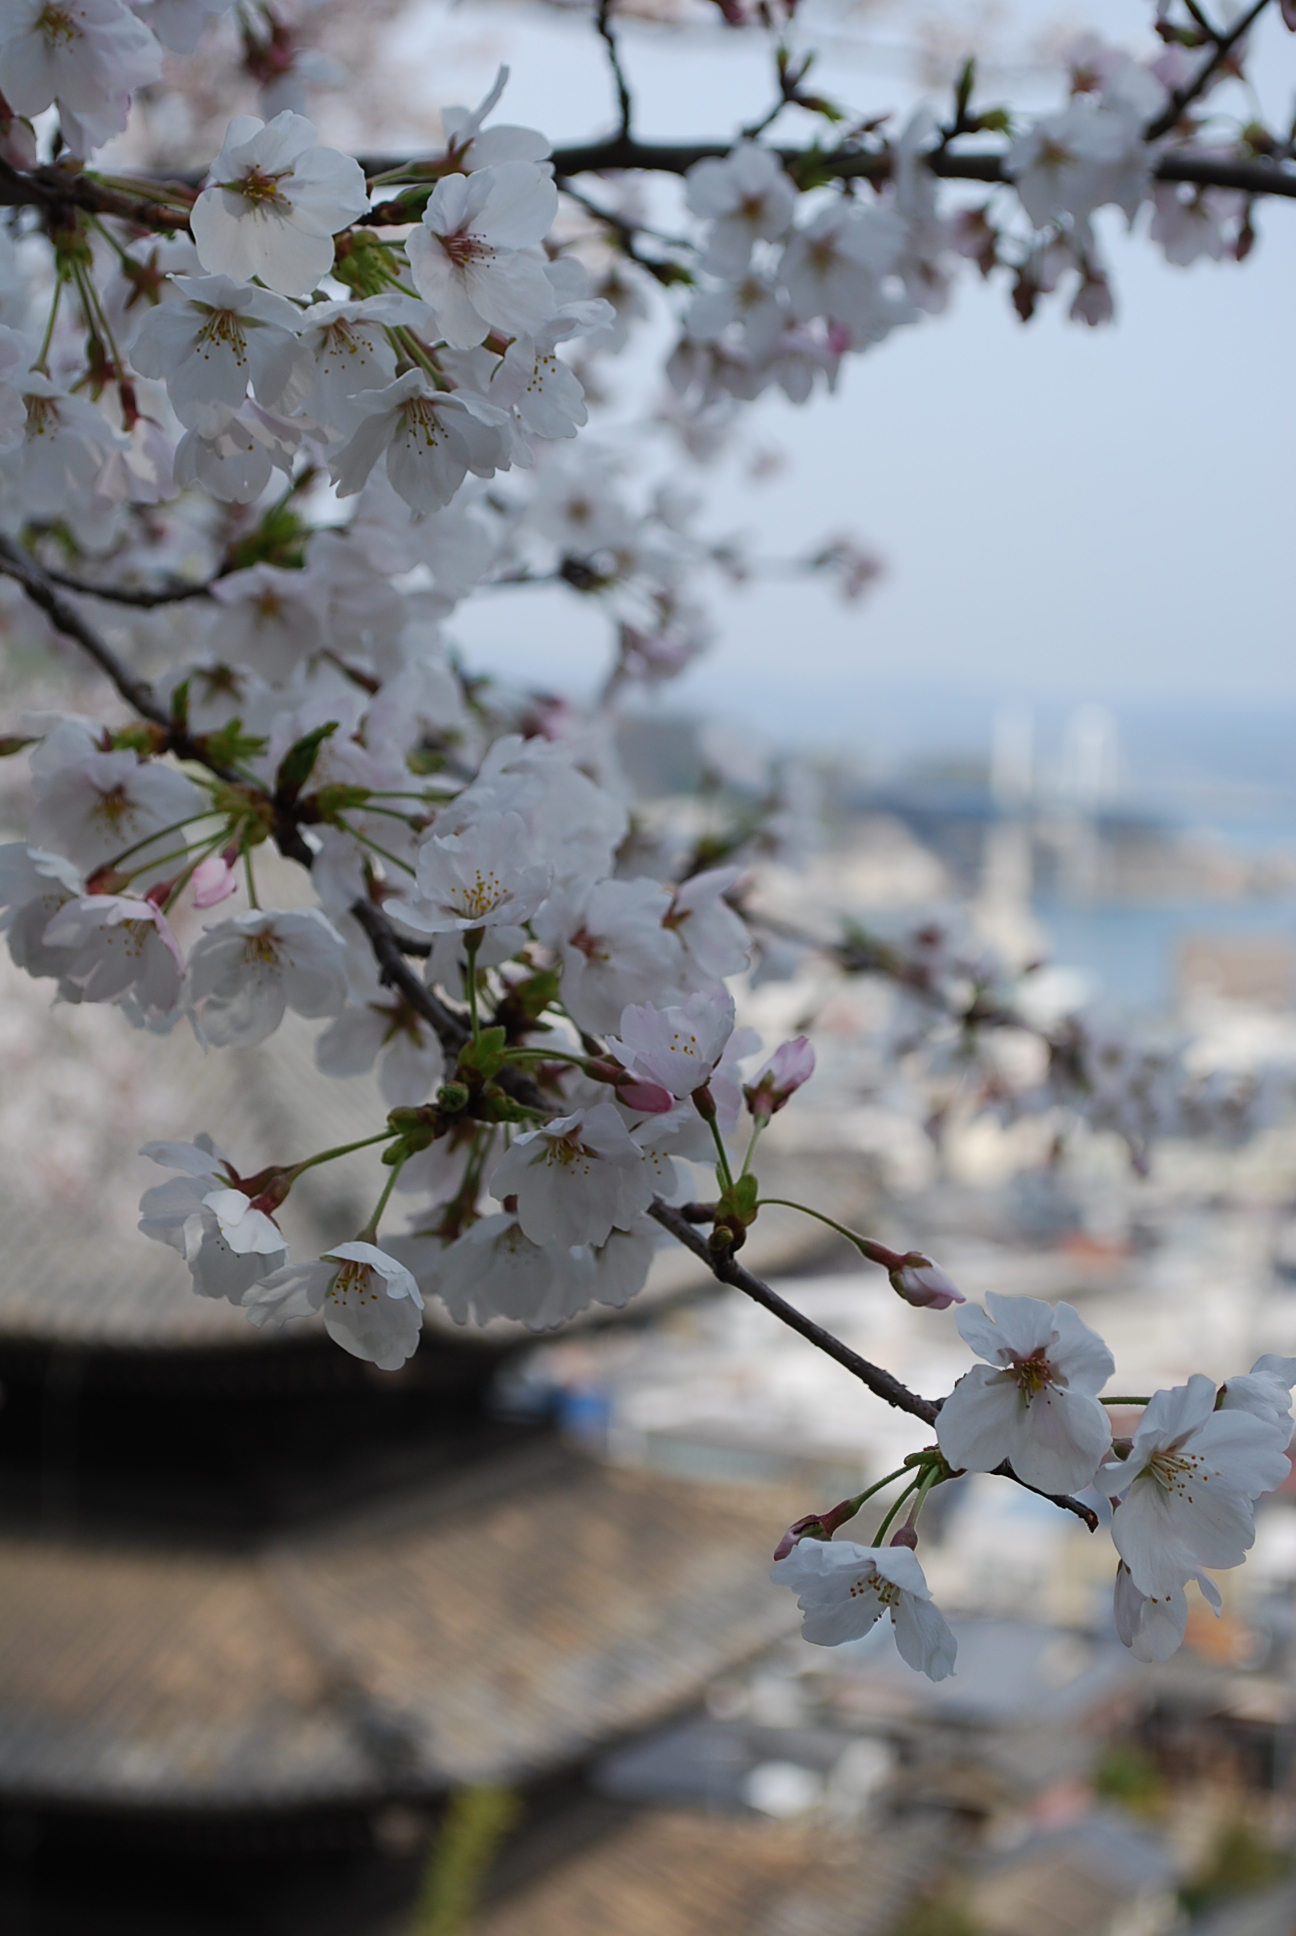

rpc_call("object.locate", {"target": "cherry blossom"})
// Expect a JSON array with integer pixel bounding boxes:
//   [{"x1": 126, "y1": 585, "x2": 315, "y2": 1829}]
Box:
[
  {"x1": 779, "y1": 201, "x2": 908, "y2": 341},
  {"x1": 191, "y1": 111, "x2": 369, "y2": 298},
  {"x1": 0, "y1": 843, "x2": 84, "y2": 982},
  {"x1": 129, "y1": 274, "x2": 310, "y2": 427},
  {"x1": 489, "y1": 1102, "x2": 654, "y2": 1248},
  {"x1": 41, "y1": 891, "x2": 183, "y2": 1014},
  {"x1": 667, "y1": 865, "x2": 751, "y2": 984},
  {"x1": 406, "y1": 161, "x2": 558, "y2": 349},
  {"x1": 395, "y1": 808, "x2": 552, "y2": 935},
  {"x1": 294, "y1": 293, "x2": 430, "y2": 441},
  {"x1": 936, "y1": 1293, "x2": 1114, "y2": 1495},
  {"x1": 771, "y1": 1537, "x2": 957, "y2": 1679},
  {"x1": 186, "y1": 907, "x2": 349, "y2": 1047},
  {"x1": 0, "y1": 0, "x2": 162, "y2": 155},
  {"x1": 205, "y1": 563, "x2": 324, "y2": 683},
  {"x1": 1112, "y1": 1559, "x2": 1222, "y2": 1664},
  {"x1": 28, "y1": 741, "x2": 203, "y2": 875},
  {"x1": 607, "y1": 986, "x2": 737, "y2": 1099},
  {"x1": 315, "y1": 993, "x2": 446, "y2": 1107},
  {"x1": 440, "y1": 65, "x2": 551, "y2": 172},
  {"x1": 889, "y1": 1255, "x2": 964, "y2": 1312},
  {"x1": 686, "y1": 144, "x2": 798, "y2": 277},
  {"x1": 331, "y1": 373, "x2": 513, "y2": 514},
  {"x1": 1105, "y1": 1375, "x2": 1291, "y2": 1597},
  {"x1": 247, "y1": 1241, "x2": 424, "y2": 1369},
  {"x1": 533, "y1": 874, "x2": 680, "y2": 1034},
  {"x1": 172, "y1": 399, "x2": 302, "y2": 503},
  {"x1": 1218, "y1": 1355, "x2": 1296, "y2": 1441},
  {"x1": 138, "y1": 1136, "x2": 288, "y2": 1303},
  {"x1": 744, "y1": 1037, "x2": 815, "y2": 1121},
  {"x1": 431, "y1": 1213, "x2": 569, "y2": 1328}
]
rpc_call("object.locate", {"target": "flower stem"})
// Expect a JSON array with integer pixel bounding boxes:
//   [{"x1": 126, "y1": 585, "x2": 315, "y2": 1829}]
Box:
[
  {"x1": 1100, "y1": 1396, "x2": 1151, "y2": 1406},
  {"x1": 756, "y1": 1197, "x2": 897, "y2": 1270},
  {"x1": 873, "y1": 1477, "x2": 922, "y2": 1546},
  {"x1": 242, "y1": 837, "x2": 260, "y2": 910},
  {"x1": 464, "y1": 932, "x2": 482, "y2": 1041},
  {"x1": 359, "y1": 1154, "x2": 407, "y2": 1242},
  {"x1": 740, "y1": 1120, "x2": 764, "y2": 1178},
  {"x1": 332, "y1": 817, "x2": 418, "y2": 876},
  {"x1": 708, "y1": 1114, "x2": 735, "y2": 1193},
  {"x1": 286, "y1": 1131, "x2": 395, "y2": 1181},
  {"x1": 33, "y1": 279, "x2": 62, "y2": 375}
]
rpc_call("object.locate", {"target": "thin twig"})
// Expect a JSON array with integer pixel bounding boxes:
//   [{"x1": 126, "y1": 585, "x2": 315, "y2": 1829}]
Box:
[
  {"x1": 646, "y1": 1198, "x2": 1100, "y2": 1532},
  {"x1": 595, "y1": 0, "x2": 634, "y2": 144},
  {"x1": 1145, "y1": 0, "x2": 1271, "y2": 144},
  {"x1": 39, "y1": 566, "x2": 217, "y2": 607}
]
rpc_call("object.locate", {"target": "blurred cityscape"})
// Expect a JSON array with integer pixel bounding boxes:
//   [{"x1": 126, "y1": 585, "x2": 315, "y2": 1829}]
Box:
[{"x1": 7, "y1": 697, "x2": 1296, "y2": 1934}]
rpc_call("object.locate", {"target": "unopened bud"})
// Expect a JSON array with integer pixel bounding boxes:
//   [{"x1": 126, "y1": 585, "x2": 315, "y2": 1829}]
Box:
[
  {"x1": 889, "y1": 1522, "x2": 919, "y2": 1549},
  {"x1": 618, "y1": 1077, "x2": 673, "y2": 1114},
  {"x1": 888, "y1": 1253, "x2": 964, "y2": 1310},
  {"x1": 744, "y1": 1036, "x2": 815, "y2": 1121},
  {"x1": 437, "y1": 1081, "x2": 470, "y2": 1113}
]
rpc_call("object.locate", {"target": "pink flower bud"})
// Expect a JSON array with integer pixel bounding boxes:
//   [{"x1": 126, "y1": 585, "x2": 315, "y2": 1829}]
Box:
[
  {"x1": 192, "y1": 855, "x2": 238, "y2": 909},
  {"x1": 773, "y1": 1513, "x2": 830, "y2": 1562},
  {"x1": 618, "y1": 1078, "x2": 674, "y2": 1115},
  {"x1": 744, "y1": 1036, "x2": 815, "y2": 1121},
  {"x1": 889, "y1": 1523, "x2": 919, "y2": 1549},
  {"x1": 888, "y1": 1253, "x2": 963, "y2": 1310}
]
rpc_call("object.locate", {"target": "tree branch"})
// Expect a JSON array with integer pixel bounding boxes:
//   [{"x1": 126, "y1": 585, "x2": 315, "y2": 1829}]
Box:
[
  {"x1": 646, "y1": 1198, "x2": 1100, "y2": 1531},
  {"x1": 0, "y1": 156, "x2": 192, "y2": 230},
  {"x1": 38, "y1": 565, "x2": 217, "y2": 607},
  {"x1": 595, "y1": 0, "x2": 634, "y2": 144},
  {"x1": 1144, "y1": 0, "x2": 1271, "y2": 144}
]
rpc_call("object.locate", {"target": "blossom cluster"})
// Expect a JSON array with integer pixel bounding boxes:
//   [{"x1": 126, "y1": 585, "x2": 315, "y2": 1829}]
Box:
[{"x1": 0, "y1": 0, "x2": 1292, "y2": 1687}]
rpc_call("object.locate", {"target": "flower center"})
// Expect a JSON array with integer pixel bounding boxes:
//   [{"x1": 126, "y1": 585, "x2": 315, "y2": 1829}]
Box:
[
  {"x1": 195, "y1": 307, "x2": 249, "y2": 365},
  {"x1": 331, "y1": 1261, "x2": 378, "y2": 1304},
  {"x1": 1148, "y1": 1449, "x2": 1207, "y2": 1501},
  {"x1": 1010, "y1": 1347, "x2": 1055, "y2": 1397},
  {"x1": 439, "y1": 230, "x2": 497, "y2": 270},
  {"x1": 451, "y1": 869, "x2": 506, "y2": 919},
  {"x1": 570, "y1": 926, "x2": 608, "y2": 963},
  {"x1": 234, "y1": 166, "x2": 292, "y2": 210},
  {"x1": 37, "y1": 5, "x2": 80, "y2": 47},
  {"x1": 24, "y1": 395, "x2": 59, "y2": 440},
  {"x1": 243, "y1": 932, "x2": 282, "y2": 966},
  {"x1": 92, "y1": 782, "x2": 136, "y2": 831}
]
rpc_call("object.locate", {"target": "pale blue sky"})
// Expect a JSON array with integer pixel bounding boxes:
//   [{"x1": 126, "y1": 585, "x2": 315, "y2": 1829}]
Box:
[{"x1": 392, "y1": 1, "x2": 1296, "y2": 763}]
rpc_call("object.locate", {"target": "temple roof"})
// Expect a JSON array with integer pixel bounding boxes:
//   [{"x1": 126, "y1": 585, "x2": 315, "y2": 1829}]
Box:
[{"x1": 0, "y1": 1445, "x2": 799, "y2": 1807}]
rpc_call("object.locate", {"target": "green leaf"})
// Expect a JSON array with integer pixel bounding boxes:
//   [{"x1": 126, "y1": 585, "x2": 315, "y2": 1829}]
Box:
[
  {"x1": 275, "y1": 721, "x2": 337, "y2": 804},
  {"x1": 309, "y1": 782, "x2": 373, "y2": 823},
  {"x1": 0, "y1": 734, "x2": 37, "y2": 757},
  {"x1": 169, "y1": 677, "x2": 190, "y2": 736},
  {"x1": 718, "y1": 1174, "x2": 759, "y2": 1228},
  {"x1": 458, "y1": 1026, "x2": 508, "y2": 1083},
  {"x1": 196, "y1": 719, "x2": 269, "y2": 769}
]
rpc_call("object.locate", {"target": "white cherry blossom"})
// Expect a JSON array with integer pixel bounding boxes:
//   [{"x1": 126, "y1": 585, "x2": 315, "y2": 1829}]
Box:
[
  {"x1": 406, "y1": 161, "x2": 558, "y2": 349},
  {"x1": 172, "y1": 399, "x2": 302, "y2": 503},
  {"x1": 0, "y1": 843, "x2": 84, "y2": 981},
  {"x1": 191, "y1": 111, "x2": 369, "y2": 297},
  {"x1": 533, "y1": 874, "x2": 680, "y2": 1034},
  {"x1": 186, "y1": 907, "x2": 349, "y2": 1047},
  {"x1": 132, "y1": 0, "x2": 234, "y2": 54},
  {"x1": 1219, "y1": 1355, "x2": 1296, "y2": 1441},
  {"x1": 247, "y1": 1241, "x2": 424, "y2": 1370},
  {"x1": 138, "y1": 1135, "x2": 288, "y2": 1303},
  {"x1": 489, "y1": 1101, "x2": 653, "y2": 1249},
  {"x1": 129, "y1": 274, "x2": 309, "y2": 427},
  {"x1": 294, "y1": 293, "x2": 429, "y2": 441},
  {"x1": 1112, "y1": 1559, "x2": 1222, "y2": 1664},
  {"x1": 1, "y1": 374, "x2": 124, "y2": 519},
  {"x1": 441, "y1": 66, "x2": 551, "y2": 171},
  {"x1": 686, "y1": 143, "x2": 798, "y2": 277},
  {"x1": 0, "y1": 0, "x2": 162, "y2": 155},
  {"x1": 29, "y1": 743, "x2": 203, "y2": 875},
  {"x1": 936, "y1": 1292, "x2": 1114, "y2": 1495},
  {"x1": 42, "y1": 891, "x2": 183, "y2": 1013},
  {"x1": 771, "y1": 1537, "x2": 957, "y2": 1679},
  {"x1": 315, "y1": 994, "x2": 446, "y2": 1107},
  {"x1": 667, "y1": 864, "x2": 750, "y2": 984},
  {"x1": 206, "y1": 563, "x2": 324, "y2": 683},
  {"x1": 1105, "y1": 1375, "x2": 1292, "y2": 1598},
  {"x1": 394, "y1": 808, "x2": 551, "y2": 935},
  {"x1": 331, "y1": 373, "x2": 513, "y2": 514},
  {"x1": 779, "y1": 202, "x2": 907, "y2": 337},
  {"x1": 607, "y1": 986, "x2": 737, "y2": 1100}
]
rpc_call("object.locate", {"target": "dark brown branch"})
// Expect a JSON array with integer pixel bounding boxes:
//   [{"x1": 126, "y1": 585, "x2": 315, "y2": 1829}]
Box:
[
  {"x1": 0, "y1": 156, "x2": 192, "y2": 230},
  {"x1": 595, "y1": 0, "x2": 633, "y2": 144},
  {"x1": 1144, "y1": 0, "x2": 1271, "y2": 144},
  {"x1": 649, "y1": 1197, "x2": 940, "y2": 1422},
  {"x1": 0, "y1": 537, "x2": 172, "y2": 725},
  {"x1": 39, "y1": 565, "x2": 216, "y2": 607},
  {"x1": 647, "y1": 1198, "x2": 1101, "y2": 1532}
]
